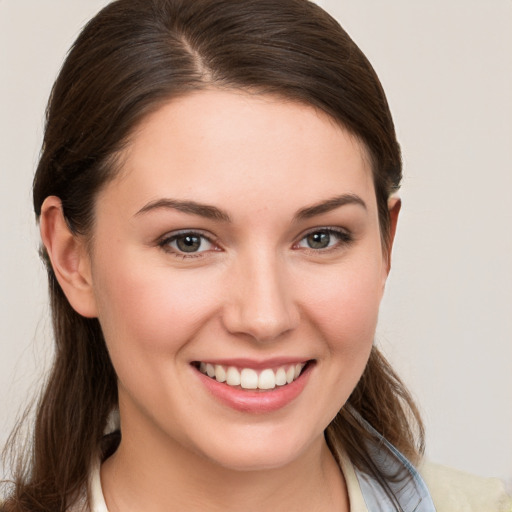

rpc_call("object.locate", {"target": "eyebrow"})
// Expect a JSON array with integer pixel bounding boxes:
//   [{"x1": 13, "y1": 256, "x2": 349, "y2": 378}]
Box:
[
  {"x1": 135, "y1": 198, "x2": 231, "y2": 222},
  {"x1": 294, "y1": 194, "x2": 367, "y2": 220},
  {"x1": 135, "y1": 193, "x2": 366, "y2": 222}
]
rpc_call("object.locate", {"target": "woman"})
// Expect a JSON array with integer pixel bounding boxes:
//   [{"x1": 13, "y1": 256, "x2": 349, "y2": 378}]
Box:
[{"x1": 2, "y1": 0, "x2": 511, "y2": 511}]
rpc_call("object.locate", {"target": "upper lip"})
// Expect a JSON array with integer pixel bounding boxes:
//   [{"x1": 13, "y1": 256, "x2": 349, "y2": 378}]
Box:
[{"x1": 192, "y1": 357, "x2": 313, "y2": 370}]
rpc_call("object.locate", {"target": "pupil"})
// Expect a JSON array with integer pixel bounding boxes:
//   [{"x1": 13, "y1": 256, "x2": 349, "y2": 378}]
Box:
[
  {"x1": 307, "y1": 231, "x2": 330, "y2": 249},
  {"x1": 177, "y1": 235, "x2": 201, "y2": 252}
]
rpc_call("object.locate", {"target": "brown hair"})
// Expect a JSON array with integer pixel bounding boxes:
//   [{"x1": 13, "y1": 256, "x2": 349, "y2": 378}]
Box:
[{"x1": 2, "y1": 0, "x2": 423, "y2": 510}]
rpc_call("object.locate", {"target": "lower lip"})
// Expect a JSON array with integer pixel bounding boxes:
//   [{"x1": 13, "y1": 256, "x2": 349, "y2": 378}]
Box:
[{"x1": 194, "y1": 363, "x2": 314, "y2": 413}]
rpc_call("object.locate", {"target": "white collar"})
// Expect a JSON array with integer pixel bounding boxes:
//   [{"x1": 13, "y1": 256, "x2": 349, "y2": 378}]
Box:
[{"x1": 89, "y1": 458, "x2": 109, "y2": 512}]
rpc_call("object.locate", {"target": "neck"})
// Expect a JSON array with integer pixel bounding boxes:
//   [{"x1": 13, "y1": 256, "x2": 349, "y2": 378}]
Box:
[{"x1": 101, "y1": 420, "x2": 348, "y2": 512}]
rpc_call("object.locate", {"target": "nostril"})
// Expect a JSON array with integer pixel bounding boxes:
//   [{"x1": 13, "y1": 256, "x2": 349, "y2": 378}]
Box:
[{"x1": 221, "y1": 302, "x2": 300, "y2": 343}]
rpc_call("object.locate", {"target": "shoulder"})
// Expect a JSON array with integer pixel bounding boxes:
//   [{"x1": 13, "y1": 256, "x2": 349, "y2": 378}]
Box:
[{"x1": 419, "y1": 461, "x2": 512, "y2": 512}]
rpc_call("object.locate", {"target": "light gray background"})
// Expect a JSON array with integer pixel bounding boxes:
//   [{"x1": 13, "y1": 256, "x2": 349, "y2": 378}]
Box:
[{"x1": 1, "y1": 1, "x2": 511, "y2": 484}]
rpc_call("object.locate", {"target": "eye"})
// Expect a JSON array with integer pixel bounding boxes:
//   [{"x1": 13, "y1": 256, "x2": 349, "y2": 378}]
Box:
[
  {"x1": 160, "y1": 231, "x2": 215, "y2": 255},
  {"x1": 296, "y1": 228, "x2": 352, "y2": 250}
]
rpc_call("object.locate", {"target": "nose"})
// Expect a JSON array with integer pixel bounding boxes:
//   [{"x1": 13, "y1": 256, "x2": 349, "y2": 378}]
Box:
[{"x1": 221, "y1": 252, "x2": 300, "y2": 343}]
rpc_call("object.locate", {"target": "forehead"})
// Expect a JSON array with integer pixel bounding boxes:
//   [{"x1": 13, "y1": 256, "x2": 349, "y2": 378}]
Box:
[{"x1": 102, "y1": 89, "x2": 376, "y2": 218}]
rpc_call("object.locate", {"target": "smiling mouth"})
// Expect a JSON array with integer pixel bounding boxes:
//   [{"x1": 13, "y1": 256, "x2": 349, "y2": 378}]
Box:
[{"x1": 193, "y1": 361, "x2": 313, "y2": 391}]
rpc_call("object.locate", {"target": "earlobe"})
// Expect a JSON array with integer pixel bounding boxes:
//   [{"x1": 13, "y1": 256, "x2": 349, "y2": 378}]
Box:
[{"x1": 39, "y1": 196, "x2": 98, "y2": 318}]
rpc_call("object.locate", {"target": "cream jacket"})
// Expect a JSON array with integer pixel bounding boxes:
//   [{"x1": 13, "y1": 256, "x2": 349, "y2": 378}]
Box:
[{"x1": 419, "y1": 461, "x2": 512, "y2": 512}]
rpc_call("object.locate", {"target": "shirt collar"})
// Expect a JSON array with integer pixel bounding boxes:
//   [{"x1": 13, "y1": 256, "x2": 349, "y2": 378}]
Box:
[{"x1": 339, "y1": 410, "x2": 436, "y2": 512}]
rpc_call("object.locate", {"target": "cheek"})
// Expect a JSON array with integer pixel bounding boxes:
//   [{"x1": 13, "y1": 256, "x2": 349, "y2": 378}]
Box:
[
  {"x1": 287, "y1": 255, "x2": 384, "y2": 431},
  {"x1": 91, "y1": 252, "x2": 219, "y2": 359},
  {"x1": 297, "y1": 252, "x2": 385, "y2": 355}
]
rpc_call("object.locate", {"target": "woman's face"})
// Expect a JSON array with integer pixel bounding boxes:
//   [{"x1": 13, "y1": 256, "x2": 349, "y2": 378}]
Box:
[{"x1": 87, "y1": 89, "x2": 392, "y2": 471}]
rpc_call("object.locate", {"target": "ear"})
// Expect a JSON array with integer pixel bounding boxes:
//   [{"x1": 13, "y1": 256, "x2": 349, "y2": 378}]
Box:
[
  {"x1": 384, "y1": 196, "x2": 401, "y2": 274},
  {"x1": 40, "y1": 196, "x2": 98, "y2": 318}
]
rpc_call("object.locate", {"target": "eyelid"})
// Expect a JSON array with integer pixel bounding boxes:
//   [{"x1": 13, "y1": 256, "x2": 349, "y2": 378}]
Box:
[
  {"x1": 294, "y1": 226, "x2": 353, "y2": 251},
  {"x1": 158, "y1": 229, "x2": 220, "y2": 257},
  {"x1": 156, "y1": 226, "x2": 352, "y2": 257}
]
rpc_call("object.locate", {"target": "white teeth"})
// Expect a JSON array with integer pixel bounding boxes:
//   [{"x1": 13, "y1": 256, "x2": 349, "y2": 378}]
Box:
[
  {"x1": 275, "y1": 367, "x2": 287, "y2": 386},
  {"x1": 258, "y1": 369, "x2": 276, "y2": 390},
  {"x1": 226, "y1": 366, "x2": 241, "y2": 386},
  {"x1": 198, "y1": 362, "x2": 308, "y2": 390},
  {"x1": 206, "y1": 363, "x2": 215, "y2": 378},
  {"x1": 215, "y1": 364, "x2": 226, "y2": 383},
  {"x1": 240, "y1": 368, "x2": 258, "y2": 389}
]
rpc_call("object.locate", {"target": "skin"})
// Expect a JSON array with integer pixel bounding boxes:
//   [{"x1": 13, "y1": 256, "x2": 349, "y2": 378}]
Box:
[{"x1": 40, "y1": 89, "x2": 399, "y2": 512}]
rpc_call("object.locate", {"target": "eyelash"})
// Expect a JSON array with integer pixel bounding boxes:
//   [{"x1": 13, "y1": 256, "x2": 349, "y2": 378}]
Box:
[
  {"x1": 158, "y1": 227, "x2": 353, "y2": 259},
  {"x1": 158, "y1": 230, "x2": 218, "y2": 259},
  {"x1": 294, "y1": 227, "x2": 353, "y2": 253}
]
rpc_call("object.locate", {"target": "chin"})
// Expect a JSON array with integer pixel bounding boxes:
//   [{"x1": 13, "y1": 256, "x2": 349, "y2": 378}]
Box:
[{"x1": 190, "y1": 425, "x2": 323, "y2": 473}]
